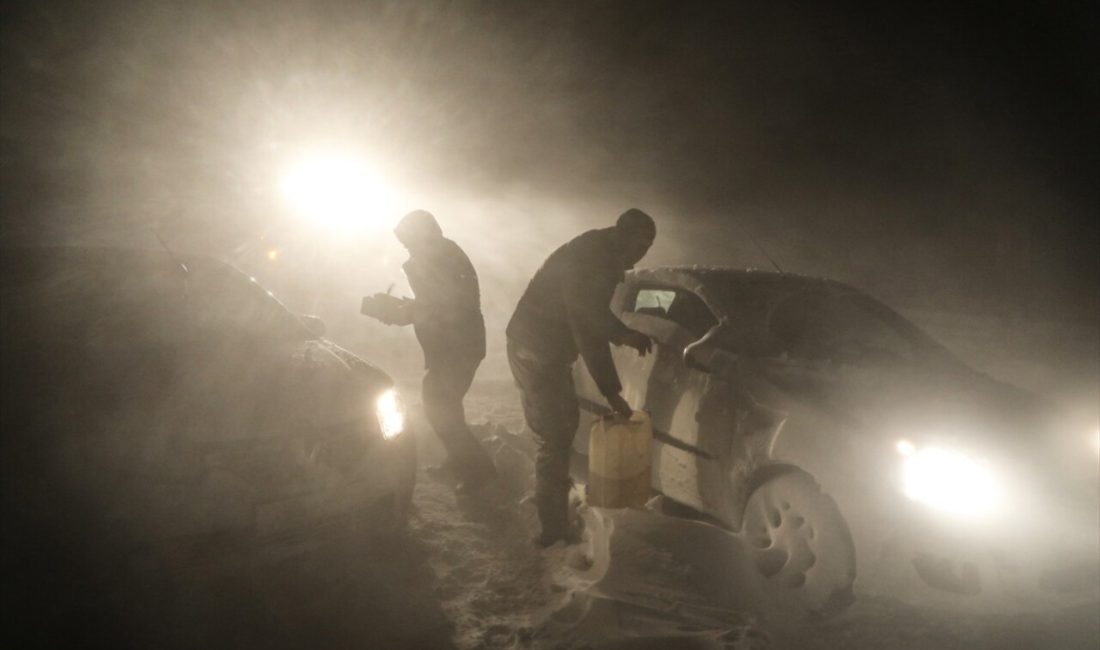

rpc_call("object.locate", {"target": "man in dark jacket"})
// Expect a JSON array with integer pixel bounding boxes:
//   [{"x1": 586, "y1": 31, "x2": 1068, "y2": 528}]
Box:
[
  {"x1": 507, "y1": 208, "x2": 656, "y2": 546},
  {"x1": 383, "y1": 210, "x2": 495, "y2": 492}
]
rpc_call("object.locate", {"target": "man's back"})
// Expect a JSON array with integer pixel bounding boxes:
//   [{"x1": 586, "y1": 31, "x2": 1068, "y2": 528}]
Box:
[
  {"x1": 505, "y1": 209, "x2": 656, "y2": 546},
  {"x1": 506, "y1": 228, "x2": 624, "y2": 362}
]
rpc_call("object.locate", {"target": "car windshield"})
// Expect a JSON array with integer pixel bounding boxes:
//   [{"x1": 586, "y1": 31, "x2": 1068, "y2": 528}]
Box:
[
  {"x1": 0, "y1": 250, "x2": 311, "y2": 349},
  {"x1": 185, "y1": 260, "x2": 310, "y2": 342}
]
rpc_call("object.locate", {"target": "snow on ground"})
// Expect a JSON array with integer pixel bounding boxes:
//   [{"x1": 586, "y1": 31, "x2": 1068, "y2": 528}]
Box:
[
  {"x1": 403, "y1": 400, "x2": 767, "y2": 650},
  {"x1": 406, "y1": 438, "x2": 555, "y2": 649},
  {"x1": 402, "y1": 406, "x2": 1098, "y2": 650}
]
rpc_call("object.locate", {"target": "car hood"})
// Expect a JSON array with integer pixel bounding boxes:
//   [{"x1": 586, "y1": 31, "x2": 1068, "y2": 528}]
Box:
[
  {"x1": 761, "y1": 352, "x2": 1098, "y2": 507},
  {"x1": 278, "y1": 338, "x2": 394, "y2": 430},
  {"x1": 757, "y1": 350, "x2": 1061, "y2": 465}
]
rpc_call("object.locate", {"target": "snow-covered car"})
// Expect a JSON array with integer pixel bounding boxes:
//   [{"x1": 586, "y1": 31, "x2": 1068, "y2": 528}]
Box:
[
  {"x1": 0, "y1": 247, "x2": 416, "y2": 626},
  {"x1": 572, "y1": 266, "x2": 1099, "y2": 615}
]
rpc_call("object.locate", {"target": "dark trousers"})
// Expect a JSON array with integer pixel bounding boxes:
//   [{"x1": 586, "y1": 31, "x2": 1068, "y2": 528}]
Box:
[
  {"x1": 422, "y1": 357, "x2": 492, "y2": 481},
  {"x1": 506, "y1": 338, "x2": 580, "y2": 537}
]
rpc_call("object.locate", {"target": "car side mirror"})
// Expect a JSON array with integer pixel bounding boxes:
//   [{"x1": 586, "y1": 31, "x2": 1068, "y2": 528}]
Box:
[
  {"x1": 682, "y1": 317, "x2": 736, "y2": 374},
  {"x1": 683, "y1": 345, "x2": 711, "y2": 371},
  {"x1": 300, "y1": 314, "x2": 326, "y2": 338},
  {"x1": 683, "y1": 341, "x2": 736, "y2": 375}
]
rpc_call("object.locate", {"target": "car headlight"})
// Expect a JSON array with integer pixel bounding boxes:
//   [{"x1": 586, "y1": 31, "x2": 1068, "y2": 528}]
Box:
[
  {"x1": 375, "y1": 388, "x2": 406, "y2": 440},
  {"x1": 896, "y1": 439, "x2": 1002, "y2": 518}
]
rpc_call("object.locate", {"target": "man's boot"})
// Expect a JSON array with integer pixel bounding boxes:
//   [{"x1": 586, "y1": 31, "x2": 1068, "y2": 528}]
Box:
[{"x1": 533, "y1": 477, "x2": 579, "y2": 547}]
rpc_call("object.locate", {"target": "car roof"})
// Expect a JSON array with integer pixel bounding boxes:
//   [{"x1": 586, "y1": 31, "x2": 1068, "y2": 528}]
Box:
[
  {"x1": 628, "y1": 265, "x2": 849, "y2": 293},
  {"x1": 625, "y1": 266, "x2": 860, "y2": 317},
  {"x1": 627, "y1": 264, "x2": 961, "y2": 355}
]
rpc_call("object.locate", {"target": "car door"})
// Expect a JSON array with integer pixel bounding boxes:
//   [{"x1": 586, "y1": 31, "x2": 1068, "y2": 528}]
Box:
[
  {"x1": 595, "y1": 283, "x2": 747, "y2": 522},
  {"x1": 576, "y1": 281, "x2": 739, "y2": 510},
  {"x1": 618, "y1": 285, "x2": 724, "y2": 451},
  {"x1": 571, "y1": 280, "x2": 660, "y2": 450},
  {"x1": 573, "y1": 282, "x2": 721, "y2": 441}
]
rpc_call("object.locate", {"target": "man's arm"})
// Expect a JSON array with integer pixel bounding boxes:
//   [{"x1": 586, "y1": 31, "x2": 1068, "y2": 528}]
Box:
[
  {"x1": 361, "y1": 293, "x2": 414, "y2": 326},
  {"x1": 562, "y1": 267, "x2": 629, "y2": 400}
]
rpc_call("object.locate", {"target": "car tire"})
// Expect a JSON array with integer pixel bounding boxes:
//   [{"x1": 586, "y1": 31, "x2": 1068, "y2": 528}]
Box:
[{"x1": 741, "y1": 465, "x2": 857, "y2": 618}]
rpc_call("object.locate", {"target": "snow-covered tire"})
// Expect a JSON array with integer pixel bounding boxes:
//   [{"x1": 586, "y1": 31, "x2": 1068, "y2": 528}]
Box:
[{"x1": 741, "y1": 466, "x2": 856, "y2": 618}]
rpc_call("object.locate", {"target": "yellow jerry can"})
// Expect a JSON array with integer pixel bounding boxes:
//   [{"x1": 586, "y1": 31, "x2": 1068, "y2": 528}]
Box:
[{"x1": 587, "y1": 411, "x2": 653, "y2": 509}]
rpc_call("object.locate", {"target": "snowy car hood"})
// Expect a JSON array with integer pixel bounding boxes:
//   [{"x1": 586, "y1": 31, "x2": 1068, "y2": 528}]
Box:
[{"x1": 279, "y1": 337, "x2": 394, "y2": 430}]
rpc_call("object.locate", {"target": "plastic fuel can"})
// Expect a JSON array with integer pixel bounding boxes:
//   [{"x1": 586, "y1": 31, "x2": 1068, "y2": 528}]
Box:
[{"x1": 587, "y1": 411, "x2": 653, "y2": 509}]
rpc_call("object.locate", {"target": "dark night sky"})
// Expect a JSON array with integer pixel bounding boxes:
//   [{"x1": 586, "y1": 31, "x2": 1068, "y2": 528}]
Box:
[{"x1": 1, "y1": 1, "x2": 1097, "y2": 323}]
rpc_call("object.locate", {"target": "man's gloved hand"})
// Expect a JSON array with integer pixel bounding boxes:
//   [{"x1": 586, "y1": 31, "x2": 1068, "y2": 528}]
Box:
[
  {"x1": 361, "y1": 293, "x2": 415, "y2": 326},
  {"x1": 387, "y1": 298, "x2": 415, "y2": 326},
  {"x1": 606, "y1": 393, "x2": 633, "y2": 419},
  {"x1": 619, "y1": 329, "x2": 653, "y2": 357}
]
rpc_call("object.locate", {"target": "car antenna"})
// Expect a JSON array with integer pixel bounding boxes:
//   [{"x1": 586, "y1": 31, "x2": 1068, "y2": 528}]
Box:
[
  {"x1": 730, "y1": 218, "x2": 784, "y2": 274},
  {"x1": 153, "y1": 230, "x2": 189, "y2": 275}
]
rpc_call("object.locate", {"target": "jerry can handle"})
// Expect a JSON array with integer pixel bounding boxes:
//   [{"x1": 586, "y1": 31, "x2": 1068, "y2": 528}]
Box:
[{"x1": 600, "y1": 409, "x2": 648, "y2": 423}]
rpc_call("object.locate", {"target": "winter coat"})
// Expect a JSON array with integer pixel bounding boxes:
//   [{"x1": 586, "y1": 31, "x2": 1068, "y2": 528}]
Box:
[
  {"x1": 403, "y1": 238, "x2": 486, "y2": 370},
  {"x1": 506, "y1": 227, "x2": 631, "y2": 398}
]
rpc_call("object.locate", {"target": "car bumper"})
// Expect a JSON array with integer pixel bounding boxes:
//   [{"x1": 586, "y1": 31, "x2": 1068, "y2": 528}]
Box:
[{"x1": 883, "y1": 490, "x2": 1100, "y2": 601}]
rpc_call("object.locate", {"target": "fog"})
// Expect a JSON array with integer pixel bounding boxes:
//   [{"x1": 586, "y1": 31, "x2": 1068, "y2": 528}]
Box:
[
  {"x1": 4, "y1": 3, "x2": 1095, "y2": 367},
  {"x1": 2, "y1": 2, "x2": 1097, "y2": 648}
]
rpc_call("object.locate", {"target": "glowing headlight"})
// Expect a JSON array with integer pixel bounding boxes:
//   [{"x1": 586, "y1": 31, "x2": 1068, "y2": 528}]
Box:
[
  {"x1": 375, "y1": 389, "x2": 405, "y2": 440},
  {"x1": 896, "y1": 439, "x2": 1002, "y2": 518}
]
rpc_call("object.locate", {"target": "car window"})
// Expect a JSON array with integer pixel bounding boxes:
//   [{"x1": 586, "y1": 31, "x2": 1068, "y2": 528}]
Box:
[
  {"x1": 632, "y1": 287, "x2": 718, "y2": 339},
  {"x1": 769, "y1": 290, "x2": 919, "y2": 361},
  {"x1": 634, "y1": 288, "x2": 677, "y2": 315}
]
